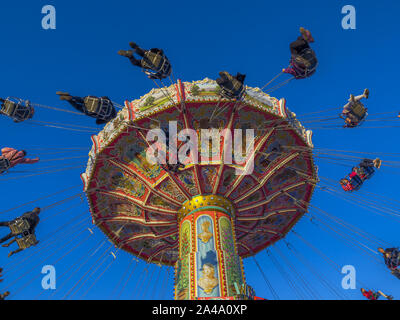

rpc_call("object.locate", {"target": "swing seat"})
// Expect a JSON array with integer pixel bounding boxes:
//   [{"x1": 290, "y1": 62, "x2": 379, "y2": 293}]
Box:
[
  {"x1": 345, "y1": 174, "x2": 363, "y2": 191},
  {"x1": 142, "y1": 51, "x2": 172, "y2": 80},
  {"x1": 359, "y1": 166, "x2": 375, "y2": 180},
  {"x1": 0, "y1": 157, "x2": 10, "y2": 174},
  {"x1": 84, "y1": 96, "x2": 114, "y2": 121},
  {"x1": 9, "y1": 218, "x2": 30, "y2": 235},
  {"x1": 219, "y1": 80, "x2": 245, "y2": 100},
  {"x1": 290, "y1": 48, "x2": 318, "y2": 79},
  {"x1": 349, "y1": 101, "x2": 367, "y2": 122},
  {"x1": 350, "y1": 182, "x2": 362, "y2": 191},
  {"x1": 16, "y1": 233, "x2": 37, "y2": 249},
  {"x1": 0, "y1": 97, "x2": 34, "y2": 122}
]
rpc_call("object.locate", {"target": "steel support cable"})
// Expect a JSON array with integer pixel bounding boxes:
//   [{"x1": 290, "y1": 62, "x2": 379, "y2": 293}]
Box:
[
  {"x1": 27, "y1": 150, "x2": 87, "y2": 156},
  {"x1": 356, "y1": 187, "x2": 400, "y2": 208},
  {"x1": 28, "y1": 119, "x2": 99, "y2": 130},
  {"x1": 310, "y1": 214, "x2": 383, "y2": 263},
  {"x1": 311, "y1": 147, "x2": 400, "y2": 157},
  {"x1": 292, "y1": 230, "x2": 370, "y2": 289},
  {"x1": 5, "y1": 163, "x2": 85, "y2": 174},
  {"x1": 150, "y1": 263, "x2": 164, "y2": 299},
  {"x1": 2, "y1": 211, "x2": 90, "y2": 272},
  {"x1": 307, "y1": 217, "x2": 385, "y2": 288},
  {"x1": 32, "y1": 103, "x2": 87, "y2": 116},
  {"x1": 40, "y1": 201, "x2": 83, "y2": 224},
  {"x1": 81, "y1": 256, "x2": 116, "y2": 299},
  {"x1": 0, "y1": 184, "x2": 81, "y2": 215},
  {"x1": 296, "y1": 107, "x2": 343, "y2": 118},
  {"x1": 3, "y1": 213, "x2": 90, "y2": 275},
  {"x1": 273, "y1": 246, "x2": 320, "y2": 300},
  {"x1": 25, "y1": 121, "x2": 97, "y2": 133},
  {"x1": 305, "y1": 187, "x2": 394, "y2": 243},
  {"x1": 309, "y1": 202, "x2": 392, "y2": 248},
  {"x1": 311, "y1": 203, "x2": 389, "y2": 248},
  {"x1": 37, "y1": 155, "x2": 88, "y2": 163},
  {"x1": 272, "y1": 245, "x2": 317, "y2": 300},
  {"x1": 316, "y1": 178, "x2": 400, "y2": 218},
  {"x1": 160, "y1": 78, "x2": 181, "y2": 109},
  {"x1": 0, "y1": 165, "x2": 84, "y2": 182},
  {"x1": 26, "y1": 147, "x2": 89, "y2": 151},
  {"x1": 116, "y1": 251, "x2": 143, "y2": 299},
  {"x1": 350, "y1": 187, "x2": 400, "y2": 212},
  {"x1": 261, "y1": 71, "x2": 284, "y2": 90},
  {"x1": 311, "y1": 151, "x2": 400, "y2": 166},
  {"x1": 211, "y1": 99, "x2": 239, "y2": 122},
  {"x1": 266, "y1": 249, "x2": 304, "y2": 300},
  {"x1": 110, "y1": 257, "x2": 134, "y2": 299},
  {"x1": 158, "y1": 267, "x2": 168, "y2": 299},
  {"x1": 161, "y1": 267, "x2": 171, "y2": 300},
  {"x1": 3, "y1": 217, "x2": 90, "y2": 292},
  {"x1": 289, "y1": 189, "x2": 393, "y2": 253},
  {"x1": 151, "y1": 79, "x2": 180, "y2": 113},
  {"x1": 141, "y1": 263, "x2": 157, "y2": 299},
  {"x1": 251, "y1": 255, "x2": 280, "y2": 300},
  {"x1": 265, "y1": 77, "x2": 294, "y2": 94},
  {"x1": 62, "y1": 243, "x2": 113, "y2": 300},
  {"x1": 110, "y1": 101, "x2": 124, "y2": 109},
  {"x1": 70, "y1": 246, "x2": 114, "y2": 299},
  {"x1": 13, "y1": 227, "x2": 93, "y2": 299},
  {"x1": 284, "y1": 241, "x2": 349, "y2": 300},
  {"x1": 319, "y1": 183, "x2": 400, "y2": 219},
  {"x1": 34, "y1": 230, "x2": 94, "y2": 300},
  {"x1": 49, "y1": 238, "x2": 107, "y2": 299},
  {"x1": 131, "y1": 264, "x2": 149, "y2": 300}
]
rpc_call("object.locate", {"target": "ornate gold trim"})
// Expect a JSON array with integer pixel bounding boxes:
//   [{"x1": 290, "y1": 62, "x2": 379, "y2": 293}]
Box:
[{"x1": 178, "y1": 195, "x2": 235, "y2": 222}]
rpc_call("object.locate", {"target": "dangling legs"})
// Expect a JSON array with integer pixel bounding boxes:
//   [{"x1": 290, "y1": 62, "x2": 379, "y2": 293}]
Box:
[
  {"x1": 118, "y1": 49, "x2": 142, "y2": 67},
  {"x1": 8, "y1": 248, "x2": 23, "y2": 258},
  {"x1": 2, "y1": 237, "x2": 16, "y2": 247},
  {"x1": 68, "y1": 97, "x2": 86, "y2": 113},
  {"x1": 343, "y1": 89, "x2": 369, "y2": 114},
  {"x1": 0, "y1": 233, "x2": 13, "y2": 244},
  {"x1": 349, "y1": 89, "x2": 369, "y2": 104},
  {"x1": 56, "y1": 92, "x2": 86, "y2": 113},
  {"x1": 0, "y1": 221, "x2": 10, "y2": 227},
  {"x1": 360, "y1": 159, "x2": 374, "y2": 168},
  {"x1": 129, "y1": 42, "x2": 146, "y2": 57}
]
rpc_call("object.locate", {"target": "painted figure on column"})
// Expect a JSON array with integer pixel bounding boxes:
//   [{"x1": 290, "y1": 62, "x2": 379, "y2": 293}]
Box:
[
  {"x1": 198, "y1": 263, "x2": 219, "y2": 294},
  {"x1": 196, "y1": 215, "x2": 220, "y2": 298},
  {"x1": 198, "y1": 221, "x2": 213, "y2": 243}
]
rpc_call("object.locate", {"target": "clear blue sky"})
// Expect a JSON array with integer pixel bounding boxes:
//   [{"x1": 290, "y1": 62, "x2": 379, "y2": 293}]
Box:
[{"x1": 0, "y1": 0, "x2": 399, "y2": 300}]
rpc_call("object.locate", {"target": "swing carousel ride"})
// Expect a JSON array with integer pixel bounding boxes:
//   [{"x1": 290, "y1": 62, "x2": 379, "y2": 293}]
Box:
[
  {"x1": 81, "y1": 79, "x2": 316, "y2": 299},
  {"x1": 1, "y1": 31, "x2": 400, "y2": 301}
]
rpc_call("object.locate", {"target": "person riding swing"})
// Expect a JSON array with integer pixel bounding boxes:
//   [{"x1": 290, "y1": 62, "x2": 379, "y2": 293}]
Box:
[
  {"x1": 216, "y1": 71, "x2": 246, "y2": 100},
  {"x1": 118, "y1": 42, "x2": 172, "y2": 80},
  {"x1": 0, "y1": 208, "x2": 41, "y2": 257}
]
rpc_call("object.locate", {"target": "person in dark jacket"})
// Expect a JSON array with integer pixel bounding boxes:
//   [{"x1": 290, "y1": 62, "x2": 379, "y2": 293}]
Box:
[
  {"x1": 283, "y1": 27, "x2": 317, "y2": 78},
  {"x1": 378, "y1": 247, "x2": 400, "y2": 279},
  {"x1": 1, "y1": 207, "x2": 41, "y2": 257},
  {"x1": 118, "y1": 42, "x2": 172, "y2": 80},
  {"x1": 56, "y1": 92, "x2": 117, "y2": 125},
  {"x1": 216, "y1": 71, "x2": 246, "y2": 100}
]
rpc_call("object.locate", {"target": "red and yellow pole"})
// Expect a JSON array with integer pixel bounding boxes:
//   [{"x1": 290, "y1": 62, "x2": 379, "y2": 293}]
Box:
[{"x1": 174, "y1": 195, "x2": 253, "y2": 300}]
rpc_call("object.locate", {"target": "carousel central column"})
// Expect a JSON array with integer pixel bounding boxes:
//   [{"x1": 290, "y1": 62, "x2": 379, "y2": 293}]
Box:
[{"x1": 174, "y1": 195, "x2": 250, "y2": 300}]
